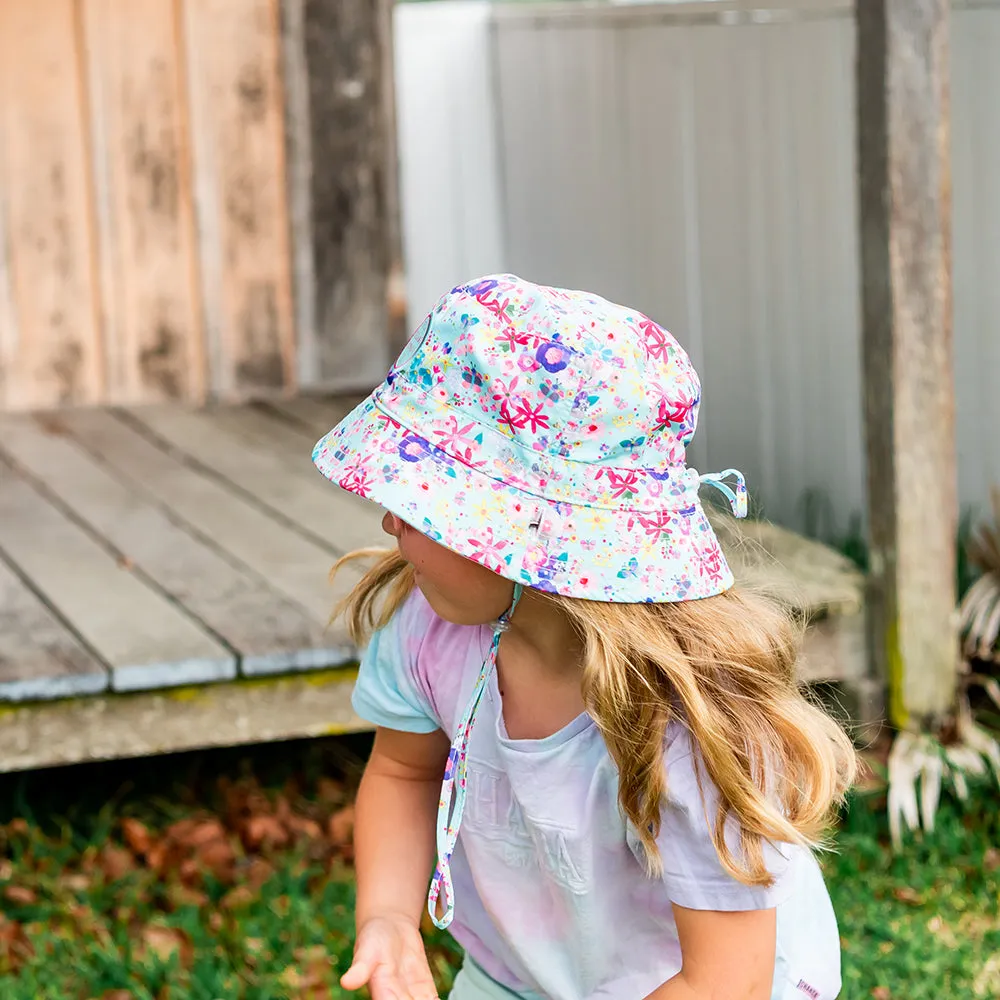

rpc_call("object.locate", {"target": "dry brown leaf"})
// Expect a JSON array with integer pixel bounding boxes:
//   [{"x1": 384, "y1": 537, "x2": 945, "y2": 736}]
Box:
[
  {"x1": 122, "y1": 818, "x2": 153, "y2": 856},
  {"x1": 891, "y1": 886, "x2": 921, "y2": 905},
  {"x1": 0, "y1": 859, "x2": 13, "y2": 881},
  {"x1": 187, "y1": 819, "x2": 227, "y2": 847},
  {"x1": 3, "y1": 886, "x2": 37, "y2": 906},
  {"x1": 139, "y1": 923, "x2": 193, "y2": 968},
  {"x1": 871, "y1": 989, "x2": 891, "y2": 1000},
  {"x1": 328, "y1": 806, "x2": 355, "y2": 846},
  {"x1": 99, "y1": 990, "x2": 134, "y2": 1000},
  {"x1": 145, "y1": 842, "x2": 171, "y2": 875},
  {"x1": 287, "y1": 815, "x2": 324, "y2": 841},
  {"x1": 58, "y1": 873, "x2": 92, "y2": 893},
  {"x1": 100, "y1": 844, "x2": 136, "y2": 881},
  {"x1": 280, "y1": 963, "x2": 328, "y2": 992},
  {"x1": 208, "y1": 911, "x2": 224, "y2": 933},
  {"x1": 985, "y1": 847, "x2": 1000, "y2": 872},
  {"x1": 165, "y1": 883, "x2": 209, "y2": 910},
  {"x1": 220, "y1": 885, "x2": 256, "y2": 911},
  {"x1": 245, "y1": 815, "x2": 290, "y2": 850},
  {"x1": 6, "y1": 819, "x2": 29, "y2": 837},
  {"x1": 164, "y1": 819, "x2": 200, "y2": 842},
  {"x1": 195, "y1": 836, "x2": 236, "y2": 879},
  {"x1": 247, "y1": 857, "x2": 275, "y2": 889},
  {"x1": 0, "y1": 915, "x2": 34, "y2": 968}
]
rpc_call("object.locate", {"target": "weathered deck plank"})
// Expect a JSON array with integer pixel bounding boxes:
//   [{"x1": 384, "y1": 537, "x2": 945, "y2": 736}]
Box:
[
  {"x1": 66, "y1": 408, "x2": 359, "y2": 629},
  {"x1": 0, "y1": 459, "x2": 235, "y2": 692},
  {"x1": 124, "y1": 404, "x2": 385, "y2": 550},
  {"x1": 0, "y1": 414, "x2": 349, "y2": 677},
  {"x1": 0, "y1": 668, "x2": 365, "y2": 774},
  {"x1": 0, "y1": 553, "x2": 109, "y2": 702},
  {"x1": 264, "y1": 393, "x2": 366, "y2": 439}
]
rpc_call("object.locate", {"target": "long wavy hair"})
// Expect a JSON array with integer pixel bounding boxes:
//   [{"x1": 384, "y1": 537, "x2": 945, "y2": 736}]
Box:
[{"x1": 332, "y1": 547, "x2": 857, "y2": 887}]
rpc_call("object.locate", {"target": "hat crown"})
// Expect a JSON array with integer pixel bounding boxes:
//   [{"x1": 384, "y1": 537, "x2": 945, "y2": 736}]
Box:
[{"x1": 388, "y1": 275, "x2": 702, "y2": 474}]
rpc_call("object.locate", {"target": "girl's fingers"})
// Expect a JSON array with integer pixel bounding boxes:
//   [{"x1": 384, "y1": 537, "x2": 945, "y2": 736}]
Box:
[{"x1": 341, "y1": 955, "x2": 377, "y2": 991}]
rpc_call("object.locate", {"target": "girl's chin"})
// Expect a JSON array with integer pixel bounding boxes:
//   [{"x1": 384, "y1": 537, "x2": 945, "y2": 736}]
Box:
[{"x1": 413, "y1": 581, "x2": 494, "y2": 628}]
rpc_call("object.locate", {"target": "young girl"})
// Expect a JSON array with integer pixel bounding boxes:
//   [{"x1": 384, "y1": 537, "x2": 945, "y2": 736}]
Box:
[{"x1": 312, "y1": 275, "x2": 857, "y2": 1000}]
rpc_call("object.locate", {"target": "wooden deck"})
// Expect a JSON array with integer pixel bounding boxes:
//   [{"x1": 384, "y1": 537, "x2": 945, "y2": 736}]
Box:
[
  {"x1": 0, "y1": 396, "x2": 875, "y2": 772},
  {"x1": 0, "y1": 396, "x2": 388, "y2": 769}
]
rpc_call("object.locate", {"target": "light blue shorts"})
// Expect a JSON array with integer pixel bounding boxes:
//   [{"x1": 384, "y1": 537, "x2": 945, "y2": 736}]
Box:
[{"x1": 449, "y1": 956, "x2": 545, "y2": 1000}]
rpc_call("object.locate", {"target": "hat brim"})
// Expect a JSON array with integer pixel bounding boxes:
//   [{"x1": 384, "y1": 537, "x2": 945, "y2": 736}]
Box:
[{"x1": 312, "y1": 393, "x2": 734, "y2": 603}]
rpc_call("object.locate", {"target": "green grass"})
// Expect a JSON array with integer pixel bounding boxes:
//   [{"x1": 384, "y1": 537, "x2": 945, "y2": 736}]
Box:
[
  {"x1": 826, "y1": 789, "x2": 1000, "y2": 999},
  {"x1": 0, "y1": 739, "x2": 997, "y2": 999}
]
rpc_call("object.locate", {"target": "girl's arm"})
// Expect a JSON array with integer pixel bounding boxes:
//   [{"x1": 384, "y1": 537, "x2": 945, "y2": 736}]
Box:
[
  {"x1": 341, "y1": 725, "x2": 450, "y2": 1000},
  {"x1": 646, "y1": 905, "x2": 777, "y2": 1000}
]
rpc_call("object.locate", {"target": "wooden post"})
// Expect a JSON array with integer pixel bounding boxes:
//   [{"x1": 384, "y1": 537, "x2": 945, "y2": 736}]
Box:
[
  {"x1": 280, "y1": 0, "x2": 398, "y2": 393},
  {"x1": 857, "y1": 0, "x2": 958, "y2": 730}
]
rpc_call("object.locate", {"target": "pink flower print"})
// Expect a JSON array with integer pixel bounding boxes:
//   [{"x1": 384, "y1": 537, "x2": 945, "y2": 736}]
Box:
[
  {"x1": 468, "y1": 528, "x2": 509, "y2": 573},
  {"x1": 376, "y1": 410, "x2": 402, "y2": 430},
  {"x1": 477, "y1": 290, "x2": 512, "y2": 321},
  {"x1": 498, "y1": 400, "x2": 526, "y2": 433},
  {"x1": 700, "y1": 540, "x2": 725, "y2": 582},
  {"x1": 606, "y1": 470, "x2": 642, "y2": 500},
  {"x1": 674, "y1": 507, "x2": 695, "y2": 536},
  {"x1": 535, "y1": 341, "x2": 570, "y2": 373},
  {"x1": 514, "y1": 398, "x2": 550, "y2": 433},
  {"x1": 339, "y1": 464, "x2": 374, "y2": 499},
  {"x1": 433, "y1": 416, "x2": 478, "y2": 459},
  {"x1": 523, "y1": 545, "x2": 546, "y2": 570},
  {"x1": 496, "y1": 326, "x2": 529, "y2": 353},
  {"x1": 640, "y1": 318, "x2": 671, "y2": 361},
  {"x1": 491, "y1": 376, "x2": 520, "y2": 406},
  {"x1": 656, "y1": 393, "x2": 696, "y2": 429},
  {"x1": 637, "y1": 511, "x2": 673, "y2": 543},
  {"x1": 398, "y1": 434, "x2": 432, "y2": 463},
  {"x1": 516, "y1": 352, "x2": 541, "y2": 373}
]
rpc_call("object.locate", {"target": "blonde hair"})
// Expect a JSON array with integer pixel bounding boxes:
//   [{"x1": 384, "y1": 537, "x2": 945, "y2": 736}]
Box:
[{"x1": 333, "y1": 548, "x2": 858, "y2": 887}]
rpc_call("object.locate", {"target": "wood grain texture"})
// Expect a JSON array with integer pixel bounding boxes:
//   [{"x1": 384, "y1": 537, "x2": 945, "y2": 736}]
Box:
[
  {"x1": 0, "y1": 413, "x2": 351, "y2": 677},
  {"x1": 279, "y1": 0, "x2": 393, "y2": 392},
  {"x1": 264, "y1": 393, "x2": 367, "y2": 439},
  {"x1": 67, "y1": 408, "x2": 358, "y2": 626},
  {"x1": 0, "y1": 0, "x2": 103, "y2": 410},
  {"x1": 0, "y1": 551, "x2": 109, "y2": 702},
  {"x1": 82, "y1": 0, "x2": 206, "y2": 404},
  {"x1": 126, "y1": 404, "x2": 386, "y2": 551},
  {"x1": 857, "y1": 0, "x2": 957, "y2": 727},
  {"x1": 0, "y1": 668, "x2": 366, "y2": 774},
  {"x1": 182, "y1": 0, "x2": 295, "y2": 398},
  {"x1": 0, "y1": 458, "x2": 234, "y2": 692}
]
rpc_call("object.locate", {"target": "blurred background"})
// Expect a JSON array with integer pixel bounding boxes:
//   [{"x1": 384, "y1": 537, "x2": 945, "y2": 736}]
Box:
[{"x1": 0, "y1": 1, "x2": 999, "y2": 997}]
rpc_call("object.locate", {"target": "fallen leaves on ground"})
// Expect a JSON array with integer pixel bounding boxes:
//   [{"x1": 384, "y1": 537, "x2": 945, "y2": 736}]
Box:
[{"x1": 0, "y1": 772, "x2": 361, "y2": 987}]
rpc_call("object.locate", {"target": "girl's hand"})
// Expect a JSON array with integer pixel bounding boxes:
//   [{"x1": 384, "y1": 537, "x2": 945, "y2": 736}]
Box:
[{"x1": 341, "y1": 914, "x2": 439, "y2": 1000}]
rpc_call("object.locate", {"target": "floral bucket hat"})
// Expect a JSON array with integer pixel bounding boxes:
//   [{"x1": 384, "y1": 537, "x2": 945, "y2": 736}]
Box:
[{"x1": 312, "y1": 274, "x2": 747, "y2": 604}]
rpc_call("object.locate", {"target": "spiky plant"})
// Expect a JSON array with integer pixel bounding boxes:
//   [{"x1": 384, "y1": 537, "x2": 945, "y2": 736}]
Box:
[
  {"x1": 887, "y1": 681, "x2": 1000, "y2": 851},
  {"x1": 960, "y1": 488, "x2": 1000, "y2": 664}
]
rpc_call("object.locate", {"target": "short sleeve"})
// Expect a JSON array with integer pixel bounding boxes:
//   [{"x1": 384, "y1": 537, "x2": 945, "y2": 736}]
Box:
[
  {"x1": 351, "y1": 591, "x2": 440, "y2": 734},
  {"x1": 642, "y1": 726, "x2": 799, "y2": 912}
]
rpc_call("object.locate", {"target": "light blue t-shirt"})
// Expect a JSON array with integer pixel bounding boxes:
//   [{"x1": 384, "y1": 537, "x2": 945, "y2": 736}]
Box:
[{"x1": 353, "y1": 591, "x2": 842, "y2": 1000}]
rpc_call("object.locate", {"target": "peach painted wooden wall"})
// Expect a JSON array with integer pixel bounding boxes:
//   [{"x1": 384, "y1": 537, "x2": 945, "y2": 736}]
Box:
[{"x1": 0, "y1": 0, "x2": 397, "y2": 412}]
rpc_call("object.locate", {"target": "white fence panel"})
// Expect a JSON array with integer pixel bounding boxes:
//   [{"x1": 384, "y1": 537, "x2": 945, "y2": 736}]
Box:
[
  {"x1": 395, "y1": 0, "x2": 1000, "y2": 533},
  {"x1": 393, "y1": 1, "x2": 506, "y2": 323}
]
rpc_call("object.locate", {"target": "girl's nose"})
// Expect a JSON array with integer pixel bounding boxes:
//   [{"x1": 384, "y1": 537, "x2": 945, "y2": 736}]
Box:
[{"x1": 382, "y1": 511, "x2": 402, "y2": 538}]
